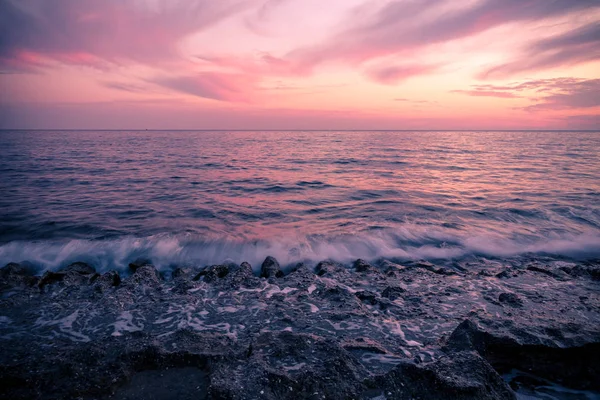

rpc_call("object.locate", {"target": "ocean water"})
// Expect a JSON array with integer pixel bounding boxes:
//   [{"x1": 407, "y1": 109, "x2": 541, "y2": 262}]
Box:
[{"x1": 0, "y1": 130, "x2": 599, "y2": 272}]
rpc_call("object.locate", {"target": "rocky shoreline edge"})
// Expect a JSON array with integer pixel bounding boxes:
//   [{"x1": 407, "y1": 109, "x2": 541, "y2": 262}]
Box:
[{"x1": 1, "y1": 257, "x2": 599, "y2": 399}]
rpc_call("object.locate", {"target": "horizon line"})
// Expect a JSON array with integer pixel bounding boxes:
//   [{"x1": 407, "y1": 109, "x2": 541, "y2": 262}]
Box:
[{"x1": 1, "y1": 129, "x2": 598, "y2": 132}]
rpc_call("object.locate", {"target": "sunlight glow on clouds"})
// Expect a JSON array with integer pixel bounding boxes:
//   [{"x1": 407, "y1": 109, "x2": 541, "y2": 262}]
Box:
[{"x1": 0, "y1": 0, "x2": 598, "y2": 129}]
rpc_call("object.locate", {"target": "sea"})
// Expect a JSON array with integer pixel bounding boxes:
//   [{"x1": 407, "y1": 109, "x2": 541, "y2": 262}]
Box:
[{"x1": 1, "y1": 130, "x2": 599, "y2": 273}]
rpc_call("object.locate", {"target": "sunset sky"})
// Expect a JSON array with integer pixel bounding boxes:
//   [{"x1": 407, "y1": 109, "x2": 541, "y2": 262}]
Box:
[{"x1": 0, "y1": 0, "x2": 599, "y2": 130}]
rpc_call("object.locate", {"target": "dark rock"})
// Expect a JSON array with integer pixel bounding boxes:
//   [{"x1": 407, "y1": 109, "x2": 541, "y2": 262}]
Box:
[
  {"x1": 381, "y1": 286, "x2": 406, "y2": 300},
  {"x1": 354, "y1": 259, "x2": 375, "y2": 273},
  {"x1": 209, "y1": 331, "x2": 368, "y2": 399},
  {"x1": 38, "y1": 271, "x2": 66, "y2": 287},
  {"x1": 128, "y1": 265, "x2": 161, "y2": 286},
  {"x1": 498, "y1": 292, "x2": 523, "y2": 308},
  {"x1": 526, "y1": 265, "x2": 567, "y2": 280},
  {"x1": 0, "y1": 262, "x2": 38, "y2": 287},
  {"x1": 260, "y1": 256, "x2": 283, "y2": 278},
  {"x1": 193, "y1": 265, "x2": 229, "y2": 283},
  {"x1": 414, "y1": 260, "x2": 457, "y2": 275},
  {"x1": 171, "y1": 267, "x2": 191, "y2": 279},
  {"x1": 372, "y1": 351, "x2": 516, "y2": 399},
  {"x1": 444, "y1": 320, "x2": 600, "y2": 390},
  {"x1": 315, "y1": 260, "x2": 345, "y2": 276},
  {"x1": 62, "y1": 262, "x2": 95, "y2": 275},
  {"x1": 355, "y1": 290, "x2": 378, "y2": 305},
  {"x1": 128, "y1": 258, "x2": 153, "y2": 273},
  {"x1": 381, "y1": 260, "x2": 407, "y2": 277},
  {"x1": 93, "y1": 271, "x2": 121, "y2": 291},
  {"x1": 561, "y1": 264, "x2": 600, "y2": 281}
]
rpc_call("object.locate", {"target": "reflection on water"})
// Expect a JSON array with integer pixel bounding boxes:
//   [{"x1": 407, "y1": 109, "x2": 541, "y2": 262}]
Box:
[{"x1": 0, "y1": 130, "x2": 599, "y2": 270}]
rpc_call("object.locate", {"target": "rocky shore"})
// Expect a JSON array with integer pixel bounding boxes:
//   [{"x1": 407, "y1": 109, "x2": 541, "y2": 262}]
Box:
[{"x1": 1, "y1": 256, "x2": 599, "y2": 399}]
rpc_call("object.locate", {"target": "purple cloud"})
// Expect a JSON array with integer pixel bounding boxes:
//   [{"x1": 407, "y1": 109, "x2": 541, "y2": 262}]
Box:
[
  {"x1": 483, "y1": 22, "x2": 600, "y2": 78},
  {"x1": 290, "y1": 0, "x2": 600, "y2": 72},
  {"x1": 0, "y1": 0, "x2": 254, "y2": 71},
  {"x1": 366, "y1": 64, "x2": 438, "y2": 84},
  {"x1": 452, "y1": 78, "x2": 600, "y2": 111},
  {"x1": 150, "y1": 73, "x2": 256, "y2": 102}
]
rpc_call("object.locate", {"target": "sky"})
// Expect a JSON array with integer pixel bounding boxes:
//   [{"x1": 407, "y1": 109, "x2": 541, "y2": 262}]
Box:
[{"x1": 0, "y1": 0, "x2": 599, "y2": 130}]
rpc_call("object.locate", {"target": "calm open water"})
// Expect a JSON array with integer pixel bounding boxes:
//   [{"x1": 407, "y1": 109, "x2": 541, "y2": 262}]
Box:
[{"x1": 0, "y1": 130, "x2": 599, "y2": 272}]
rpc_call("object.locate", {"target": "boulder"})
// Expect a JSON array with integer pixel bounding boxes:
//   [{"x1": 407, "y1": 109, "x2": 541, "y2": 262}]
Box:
[
  {"x1": 260, "y1": 256, "x2": 283, "y2": 278},
  {"x1": 373, "y1": 351, "x2": 516, "y2": 399},
  {"x1": 193, "y1": 265, "x2": 230, "y2": 283},
  {"x1": 381, "y1": 286, "x2": 406, "y2": 301},
  {"x1": 498, "y1": 292, "x2": 523, "y2": 308}
]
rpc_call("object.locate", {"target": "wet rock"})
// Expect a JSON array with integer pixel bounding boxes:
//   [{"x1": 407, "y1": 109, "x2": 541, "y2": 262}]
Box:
[
  {"x1": 444, "y1": 320, "x2": 600, "y2": 390},
  {"x1": 62, "y1": 262, "x2": 96, "y2": 275},
  {"x1": 38, "y1": 271, "x2": 66, "y2": 287},
  {"x1": 413, "y1": 260, "x2": 456, "y2": 275},
  {"x1": 315, "y1": 260, "x2": 346, "y2": 276},
  {"x1": 380, "y1": 260, "x2": 407, "y2": 277},
  {"x1": 526, "y1": 265, "x2": 568, "y2": 280},
  {"x1": 128, "y1": 264, "x2": 161, "y2": 286},
  {"x1": 355, "y1": 290, "x2": 378, "y2": 305},
  {"x1": 498, "y1": 292, "x2": 523, "y2": 308},
  {"x1": 260, "y1": 256, "x2": 283, "y2": 278},
  {"x1": 93, "y1": 270, "x2": 121, "y2": 291},
  {"x1": 561, "y1": 264, "x2": 600, "y2": 281},
  {"x1": 381, "y1": 286, "x2": 406, "y2": 301},
  {"x1": 171, "y1": 267, "x2": 191, "y2": 279},
  {"x1": 354, "y1": 259, "x2": 375, "y2": 273},
  {"x1": 128, "y1": 258, "x2": 153, "y2": 273},
  {"x1": 193, "y1": 265, "x2": 229, "y2": 283},
  {"x1": 209, "y1": 331, "x2": 368, "y2": 399},
  {"x1": 0, "y1": 262, "x2": 38, "y2": 287},
  {"x1": 372, "y1": 351, "x2": 516, "y2": 399}
]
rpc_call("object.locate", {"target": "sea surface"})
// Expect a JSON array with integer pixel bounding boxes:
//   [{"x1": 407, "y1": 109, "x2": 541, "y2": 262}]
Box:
[{"x1": 1, "y1": 130, "x2": 599, "y2": 272}]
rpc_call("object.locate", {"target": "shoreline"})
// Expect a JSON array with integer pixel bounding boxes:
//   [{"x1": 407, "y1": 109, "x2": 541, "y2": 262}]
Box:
[{"x1": 1, "y1": 256, "x2": 599, "y2": 399}]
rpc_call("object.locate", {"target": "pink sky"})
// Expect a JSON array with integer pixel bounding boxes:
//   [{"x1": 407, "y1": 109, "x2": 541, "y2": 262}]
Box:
[{"x1": 0, "y1": 0, "x2": 599, "y2": 130}]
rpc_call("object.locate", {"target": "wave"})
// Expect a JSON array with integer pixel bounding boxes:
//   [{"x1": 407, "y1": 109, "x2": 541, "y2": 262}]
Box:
[{"x1": 1, "y1": 227, "x2": 599, "y2": 274}]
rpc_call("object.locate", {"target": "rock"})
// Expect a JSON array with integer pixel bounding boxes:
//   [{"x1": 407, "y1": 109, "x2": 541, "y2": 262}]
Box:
[
  {"x1": 209, "y1": 331, "x2": 368, "y2": 399},
  {"x1": 561, "y1": 264, "x2": 600, "y2": 281},
  {"x1": 193, "y1": 265, "x2": 230, "y2": 283},
  {"x1": 260, "y1": 256, "x2": 283, "y2": 278},
  {"x1": 0, "y1": 262, "x2": 38, "y2": 287},
  {"x1": 171, "y1": 267, "x2": 191, "y2": 279},
  {"x1": 128, "y1": 264, "x2": 161, "y2": 286},
  {"x1": 355, "y1": 290, "x2": 378, "y2": 305},
  {"x1": 498, "y1": 292, "x2": 523, "y2": 308},
  {"x1": 373, "y1": 351, "x2": 516, "y2": 399},
  {"x1": 354, "y1": 259, "x2": 375, "y2": 273},
  {"x1": 381, "y1": 286, "x2": 406, "y2": 301},
  {"x1": 381, "y1": 260, "x2": 407, "y2": 277},
  {"x1": 526, "y1": 265, "x2": 567, "y2": 280},
  {"x1": 93, "y1": 270, "x2": 121, "y2": 291},
  {"x1": 413, "y1": 260, "x2": 456, "y2": 275},
  {"x1": 315, "y1": 260, "x2": 345, "y2": 276},
  {"x1": 62, "y1": 262, "x2": 95, "y2": 275},
  {"x1": 38, "y1": 271, "x2": 66, "y2": 287},
  {"x1": 444, "y1": 319, "x2": 600, "y2": 390},
  {"x1": 128, "y1": 258, "x2": 153, "y2": 273}
]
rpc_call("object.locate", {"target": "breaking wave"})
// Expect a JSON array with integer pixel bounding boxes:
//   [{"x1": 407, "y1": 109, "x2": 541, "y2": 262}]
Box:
[{"x1": 2, "y1": 227, "x2": 599, "y2": 273}]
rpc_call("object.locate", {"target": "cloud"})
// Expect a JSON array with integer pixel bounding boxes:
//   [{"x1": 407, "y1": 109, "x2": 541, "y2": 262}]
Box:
[
  {"x1": 452, "y1": 77, "x2": 600, "y2": 111},
  {"x1": 101, "y1": 82, "x2": 149, "y2": 94},
  {"x1": 523, "y1": 79, "x2": 600, "y2": 111},
  {"x1": 150, "y1": 73, "x2": 257, "y2": 102},
  {"x1": 451, "y1": 88, "x2": 521, "y2": 98},
  {"x1": 290, "y1": 0, "x2": 600, "y2": 72},
  {"x1": 0, "y1": 0, "x2": 254, "y2": 71},
  {"x1": 483, "y1": 21, "x2": 600, "y2": 78},
  {"x1": 366, "y1": 64, "x2": 438, "y2": 84}
]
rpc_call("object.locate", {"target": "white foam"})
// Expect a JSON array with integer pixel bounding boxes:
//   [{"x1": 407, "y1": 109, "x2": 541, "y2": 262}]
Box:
[
  {"x1": 112, "y1": 311, "x2": 144, "y2": 337},
  {"x1": 1, "y1": 228, "x2": 599, "y2": 273}
]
